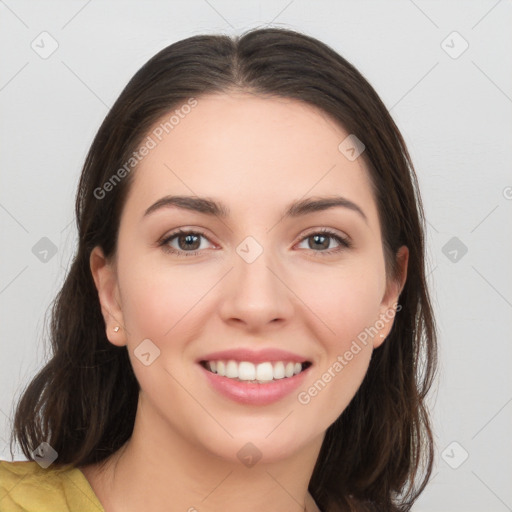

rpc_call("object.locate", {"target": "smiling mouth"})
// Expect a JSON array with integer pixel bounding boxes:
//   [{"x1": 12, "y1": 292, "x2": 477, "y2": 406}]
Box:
[{"x1": 199, "y1": 360, "x2": 312, "y2": 383}]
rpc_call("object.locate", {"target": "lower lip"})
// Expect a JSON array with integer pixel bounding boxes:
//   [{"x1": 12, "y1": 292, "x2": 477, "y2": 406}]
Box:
[{"x1": 199, "y1": 364, "x2": 310, "y2": 405}]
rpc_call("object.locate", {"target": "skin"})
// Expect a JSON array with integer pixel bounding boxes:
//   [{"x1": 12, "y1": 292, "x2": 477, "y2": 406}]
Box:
[{"x1": 82, "y1": 92, "x2": 408, "y2": 512}]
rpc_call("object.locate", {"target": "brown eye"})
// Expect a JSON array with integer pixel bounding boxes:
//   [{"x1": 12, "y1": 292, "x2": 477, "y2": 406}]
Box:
[
  {"x1": 175, "y1": 233, "x2": 201, "y2": 251},
  {"x1": 296, "y1": 229, "x2": 352, "y2": 255},
  {"x1": 308, "y1": 233, "x2": 330, "y2": 250},
  {"x1": 159, "y1": 229, "x2": 213, "y2": 257}
]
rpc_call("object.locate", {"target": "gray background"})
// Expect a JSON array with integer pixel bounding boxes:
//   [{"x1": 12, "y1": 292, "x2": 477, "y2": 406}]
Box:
[{"x1": 1, "y1": 1, "x2": 511, "y2": 510}]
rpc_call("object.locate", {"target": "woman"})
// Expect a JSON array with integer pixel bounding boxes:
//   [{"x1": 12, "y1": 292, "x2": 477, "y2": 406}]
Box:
[{"x1": 1, "y1": 27, "x2": 437, "y2": 512}]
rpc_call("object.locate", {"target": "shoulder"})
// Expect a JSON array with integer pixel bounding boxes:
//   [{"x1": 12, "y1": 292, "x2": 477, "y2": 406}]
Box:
[{"x1": 0, "y1": 460, "x2": 104, "y2": 512}]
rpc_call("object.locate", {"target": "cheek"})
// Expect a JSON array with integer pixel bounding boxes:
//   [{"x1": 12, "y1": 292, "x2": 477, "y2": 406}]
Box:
[
  {"x1": 302, "y1": 262, "x2": 383, "y2": 343},
  {"x1": 294, "y1": 265, "x2": 382, "y2": 420},
  {"x1": 118, "y1": 256, "x2": 211, "y2": 341},
  {"x1": 116, "y1": 259, "x2": 207, "y2": 398}
]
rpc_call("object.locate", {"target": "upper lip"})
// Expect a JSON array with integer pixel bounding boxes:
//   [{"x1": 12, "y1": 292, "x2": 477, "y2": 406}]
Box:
[{"x1": 197, "y1": 348, "x2": 311, "y2": 364}]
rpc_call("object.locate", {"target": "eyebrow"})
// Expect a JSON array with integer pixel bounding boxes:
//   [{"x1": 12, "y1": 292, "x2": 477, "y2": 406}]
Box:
[{"x1": 143, "y1": 195, "x2": 368, "y2": 224}]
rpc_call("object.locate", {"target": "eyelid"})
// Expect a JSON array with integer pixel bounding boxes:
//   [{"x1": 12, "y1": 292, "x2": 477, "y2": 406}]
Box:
[
  {"x1": 158, "y1": 227, "x2": 218, "y2": 251},
  {"x1": 158, "y1": 226, "x2": 352, "y2": 257},
  {"x1": 298, "y1": 226, "x2": 351, "y2": 244},
  {"x1": 294, "y1": 227, "x2": 352, "y2": 253}
]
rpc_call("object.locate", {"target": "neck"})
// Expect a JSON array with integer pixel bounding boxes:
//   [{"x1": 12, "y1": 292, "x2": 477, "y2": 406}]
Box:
[{"x1": 81, "y1": 393, "x2": 324, "y2": 512}]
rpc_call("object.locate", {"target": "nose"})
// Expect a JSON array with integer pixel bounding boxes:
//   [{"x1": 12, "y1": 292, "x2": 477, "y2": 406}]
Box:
[{"x1": 218, "y1": 245, "x2": 294, "y2": 332}]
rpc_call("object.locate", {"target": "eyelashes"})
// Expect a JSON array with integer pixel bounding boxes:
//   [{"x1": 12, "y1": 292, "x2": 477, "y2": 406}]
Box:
[
  {"x1": 158, "y1": 228, "x2": 352, "y2": 258},
  {"x1": 159, "y1": 229, "x2": 211, "y2": 257},
  {"x1": 296, "y1": 228, "x2": 352, "y2": 255}
]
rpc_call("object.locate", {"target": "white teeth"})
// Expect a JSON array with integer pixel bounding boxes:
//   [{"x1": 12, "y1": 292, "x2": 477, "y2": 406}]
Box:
[
  {"x1": 255, "y1": 362, "x2": 273, "y2": 382},
  {"x1": 273, "y1": 361, "x2": 285, "y2": 379},
  {"x1": 205, "y1": 359, "x2": 306, "y2": 382},
  {"x1": 216, "y1": 361, "x2": 226, "y2": 377},
  {"x1": 225, "y1": 360, "x2": 238, "y2": 378},
  {"x1": 238, "y1": 361, "x2": 256, "y2": 380}
]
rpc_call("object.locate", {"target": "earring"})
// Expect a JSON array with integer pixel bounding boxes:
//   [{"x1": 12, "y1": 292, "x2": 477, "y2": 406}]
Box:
[{"x1": 113, "y1": 326, "x2": 120, "y2": 333}]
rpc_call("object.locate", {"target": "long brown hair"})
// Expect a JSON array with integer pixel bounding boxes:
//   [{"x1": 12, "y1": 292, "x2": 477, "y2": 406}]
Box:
[{"x1": 10, "y1": 27, "x2": 437, "y2": 511}]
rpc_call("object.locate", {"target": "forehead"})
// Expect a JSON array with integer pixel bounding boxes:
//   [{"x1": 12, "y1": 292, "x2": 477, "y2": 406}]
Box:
[{"x1": 124, "y1": 92, "x2": 379, "y2": 226}]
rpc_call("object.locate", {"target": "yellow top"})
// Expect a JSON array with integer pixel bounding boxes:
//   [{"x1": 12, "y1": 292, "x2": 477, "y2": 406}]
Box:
[
  {"x1": 0, "y1": 460, "x2": 105, "y2": 512},
  {"x1": 0, "y1": 460, "x2": 322, "y2": 512}
]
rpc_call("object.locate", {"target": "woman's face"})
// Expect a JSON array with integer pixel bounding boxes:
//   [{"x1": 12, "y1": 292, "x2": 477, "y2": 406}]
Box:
[{"x1": 92, "y1": 92, "x2": 407, "y2": 464}]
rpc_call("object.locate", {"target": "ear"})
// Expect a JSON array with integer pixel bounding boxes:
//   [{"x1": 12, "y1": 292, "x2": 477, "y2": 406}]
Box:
[
  {"x1": 373, "y1": 245, "x2": 409, "y2": 349},
  {"x1": 90, "y1": 246, "x2": 127, "y2": 347}
]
